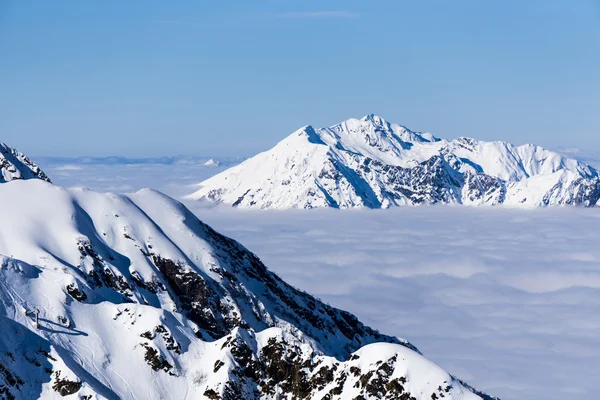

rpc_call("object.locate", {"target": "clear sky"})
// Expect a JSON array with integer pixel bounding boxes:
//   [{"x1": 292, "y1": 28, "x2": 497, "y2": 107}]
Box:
[{"x1": 1, "y1": 0, "x2": 599, "y2": 157}]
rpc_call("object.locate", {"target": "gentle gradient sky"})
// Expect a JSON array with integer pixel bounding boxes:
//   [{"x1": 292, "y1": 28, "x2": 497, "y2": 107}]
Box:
[{"x1": 1, "y1": 0, "x2": 599, "y2": 157}]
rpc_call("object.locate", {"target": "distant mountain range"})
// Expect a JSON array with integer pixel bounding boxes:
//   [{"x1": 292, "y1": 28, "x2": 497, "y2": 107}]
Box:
[
  {"x1": 187, "y1": 115, "x2": 600, "y2": 209},
  {"x1": 0, "y1": 142, "x2": 495, "y2": 399},
  {"x1": 34, "y1": 155, "x2": 244, "y2": 166},
  {"x1": 557, "y1": 148, "x2": 600, "y2": 170}
]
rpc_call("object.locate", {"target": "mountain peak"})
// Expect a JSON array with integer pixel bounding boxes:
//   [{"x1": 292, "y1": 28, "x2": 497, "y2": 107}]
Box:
[
  {"x1": 189, "y1": 116, "x2": 600, "y2": 209},
  {"x1": 0, "y1": 141, "x2": 51, "y2": 183},
  {"x1": 360, "y1": 113, "x2": 388, "y2": 125}
]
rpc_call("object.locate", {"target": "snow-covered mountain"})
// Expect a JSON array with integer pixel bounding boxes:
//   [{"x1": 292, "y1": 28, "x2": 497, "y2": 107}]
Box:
[
  {"x1": 0, "y1": 142, "x2": 50, "y2": 183},
  {"x1": 187, "y1": 115, "x2": 600, "y2": 209},
  {"x1": 0, "y1": 147, "x2": 494, "y2": 399}
]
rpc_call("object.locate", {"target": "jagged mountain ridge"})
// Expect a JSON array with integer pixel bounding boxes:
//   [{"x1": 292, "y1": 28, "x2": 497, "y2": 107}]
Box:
[
  {"x1": 187, "y1": 115, "x2": 600, "y2": 208},
  {"x1": 0, "y1": 142, "x2": 50, "y2": 183},
  {"x1": 0, "y1": 153, "x2": 494, "y2": 399}
]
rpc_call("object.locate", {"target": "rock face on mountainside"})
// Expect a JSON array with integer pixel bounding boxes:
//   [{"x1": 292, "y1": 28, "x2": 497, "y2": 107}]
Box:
[
  {"x1": 0, "y1": 149, "x2": 496, "y2": 399},
  {"x1": 0, "y1": 142, "x2": 50, "y2": 183},
  {"x1": 187, "y1": 115, "x2": 600, "y2": 209}
]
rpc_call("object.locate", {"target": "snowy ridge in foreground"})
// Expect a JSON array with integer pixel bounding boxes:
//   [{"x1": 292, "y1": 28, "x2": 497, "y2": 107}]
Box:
[
  {"x1": 188, "y1": 115, "x2": 600, "y2": 208},
  {"x1": 0, "y1": 142, "x2": 50, "y2": 183},
  {"x1": 0, "y1": 179, "x2": 494, "y2": 399}
]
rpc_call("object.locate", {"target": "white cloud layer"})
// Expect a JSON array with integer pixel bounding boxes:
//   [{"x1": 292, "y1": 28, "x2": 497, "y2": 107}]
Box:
[
  {"x1": 37, "y1": 158, "x2": 237, "y2": 199},
  {"x1": 271, "y1": 11, "x2": 359, "y2": 19},
  {"x1": 184, "y1": 205, "x2": 600, "y2": 400}
]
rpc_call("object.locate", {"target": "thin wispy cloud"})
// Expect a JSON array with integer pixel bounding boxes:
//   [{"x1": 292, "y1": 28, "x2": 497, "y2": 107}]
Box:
[
  {"x1": 267, "y1": 10, "x2": 360, "y2": 19},
  {"x1": 153, "y1": 20, "x2": 206, "y2": 27},
  {"x1": 152, "y1": 10, "x2": 359, "y2": 28}
]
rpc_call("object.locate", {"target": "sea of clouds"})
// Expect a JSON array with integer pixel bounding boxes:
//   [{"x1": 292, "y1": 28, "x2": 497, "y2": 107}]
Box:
[
  {"x1": 35, "y1": 156, "x2": 238, "y2": 198},
  {"x1": 188, "y1": 206, "x2": 600, "y2": 400},
  {"x1": 39, "y1": 156, "x2": 600, "y2": 400}
]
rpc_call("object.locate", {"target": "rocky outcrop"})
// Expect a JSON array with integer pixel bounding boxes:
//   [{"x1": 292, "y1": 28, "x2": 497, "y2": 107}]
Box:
[{"x1": 0, "y1": 142, "x2": 50, "y2": 183}]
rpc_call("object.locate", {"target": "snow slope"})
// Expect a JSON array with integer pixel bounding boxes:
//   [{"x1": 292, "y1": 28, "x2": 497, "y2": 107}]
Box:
[
  {"x1": 0, "y1": 177, "x2": 494, "y2": 399},
  {"x1": 0, "y1": 142, "x2": 50, "y2": 183},
  {"x1": 187, "y1": 115, "x2": 600, "y2": 208}
]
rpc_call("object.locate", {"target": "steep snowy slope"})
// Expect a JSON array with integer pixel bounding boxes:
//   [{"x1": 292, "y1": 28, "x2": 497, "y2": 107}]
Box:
[
  {"x1": 187, "y1": 115, "x2": 600, "y2": 208},
  {"x1": 0, "y1": 142, "x2": 50, "y2": 183},
  {"x1": 0, "y1": 179, "x2": 494, "y2": 399}
]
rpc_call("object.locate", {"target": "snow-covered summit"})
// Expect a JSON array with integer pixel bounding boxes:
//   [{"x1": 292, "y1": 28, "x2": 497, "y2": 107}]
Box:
[
  {"x1": 203, "y1": 158, "x2": 220, "y2": 166},
  {"x1": 0, "y1": 142, "x2": 50, "y2": 183},
  {"x1": 187, "y1": 115, "x2": 600, "y2": 208}
]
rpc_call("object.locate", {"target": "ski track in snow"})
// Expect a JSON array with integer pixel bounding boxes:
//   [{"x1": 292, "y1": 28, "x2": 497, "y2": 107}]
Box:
[{"x1": 36, "y1": 158, "x2": 600, "y2": 400}]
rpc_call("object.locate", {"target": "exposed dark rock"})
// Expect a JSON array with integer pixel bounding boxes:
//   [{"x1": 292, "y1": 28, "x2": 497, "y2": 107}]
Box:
[
  {"x1": 203, "y1": 389, "x2": 220, "y2": 400},
  {"x1": 52, "y1": 371, "x2": 82, "y2": 397},
  {"x1": 151, "y1": 255, "x2": 228, "y2": 338},
  {"x1": 66, "y1": 283, "x2": 87, "y2": 302},
  {"x1": 77, "y1": 239, "x2": 133, "y2": 296},
  {"x1": 141, "y1": 344, "x2": 173, "y2": 374},
  {"x1": 213, "y1": 360, "x2": 225, "y2": 373}
]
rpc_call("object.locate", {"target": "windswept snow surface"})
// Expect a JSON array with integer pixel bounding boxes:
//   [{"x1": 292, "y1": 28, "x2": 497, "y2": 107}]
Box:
[
  {"x1": 186, "y1": 204, "x2": 600, "y2": 400},
  {"x1": 187, "y1": 115, "x2": 600, "y2": 208}
]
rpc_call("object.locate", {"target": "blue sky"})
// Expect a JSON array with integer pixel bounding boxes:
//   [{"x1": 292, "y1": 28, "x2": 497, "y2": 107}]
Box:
[{"x1": 1, "y1": 0, "x2": 599, "y2": 157}]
